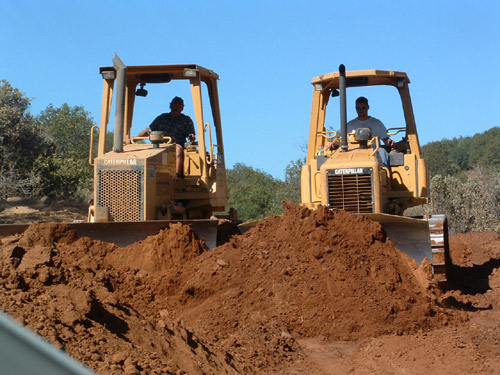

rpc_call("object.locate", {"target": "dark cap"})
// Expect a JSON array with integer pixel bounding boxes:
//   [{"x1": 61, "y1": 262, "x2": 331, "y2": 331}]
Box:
[
  {"x1": 170, "y1": 96, "x2": 184, "y2": 105},
  {"x1": 356, "y1": 96, "x2": 368, "y2": 105}
]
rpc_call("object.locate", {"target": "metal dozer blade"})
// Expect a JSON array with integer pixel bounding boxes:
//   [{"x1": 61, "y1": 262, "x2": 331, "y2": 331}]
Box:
[
  {"x1": 365, "y1": 213, "x2": 432, "y2": 264},
  {"x1": 364, "y1": 213, "x2": 449, "y2": 285},
  {"x1": 0, "y1": 220, "x2": 220, "y2": 249}
]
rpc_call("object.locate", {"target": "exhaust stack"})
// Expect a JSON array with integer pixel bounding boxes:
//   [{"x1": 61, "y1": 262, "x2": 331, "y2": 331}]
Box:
[
  {"x1": 113, "y1": 54, "x2": 126, "y2": 153},
  {"x1": 339, "y1": 64, "x2": 348, "y2": 152}
]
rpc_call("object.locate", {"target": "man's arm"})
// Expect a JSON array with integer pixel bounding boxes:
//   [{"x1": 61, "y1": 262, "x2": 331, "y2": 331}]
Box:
[
  {"x1": 374, "y1": 118, "x2": 394, "y2": 148},
  {"x1": 137, "y1": 129, "x2": 149, "y2": 137},
  {"x1": 134, "y1": 113, "x2": 164, "y2": 139},
  {"x1": 186, "y1": 116, "x2": 196, "y2": 142}
]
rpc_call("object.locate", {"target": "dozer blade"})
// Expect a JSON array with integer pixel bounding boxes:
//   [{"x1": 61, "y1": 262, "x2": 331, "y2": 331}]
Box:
[
  {"x1": 0, "y1": 220, "x2": 219, "y2": 249},
  {"x1": 237, "y1": 218, "x2": 261, "y2": 234},
  {"x1": 363, "y1": 213, "x2": 432, "y2": 264}
]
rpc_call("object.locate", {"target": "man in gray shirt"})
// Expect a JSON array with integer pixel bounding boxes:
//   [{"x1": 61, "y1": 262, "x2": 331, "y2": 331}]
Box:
[
  {"x1": 347, "y1": 96, "x2": 394, "y2": 167},
  {"x1": 347, "y1": 97, "x2": 394, "y2": 146}
]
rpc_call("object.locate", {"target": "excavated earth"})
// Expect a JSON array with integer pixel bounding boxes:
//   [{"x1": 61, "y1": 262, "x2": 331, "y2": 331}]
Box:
[{"x1": 1, "y1": 200, "x2": 500, "y2": 374}]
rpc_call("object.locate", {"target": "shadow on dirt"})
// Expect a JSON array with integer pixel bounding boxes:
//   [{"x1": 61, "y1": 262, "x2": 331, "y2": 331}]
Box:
[
  {"x1": 438, "y1": 295, "x2": 492, "y2": 311},
  {"x1": 447, "y1": 258, "x2": 500, "y2": 294}
]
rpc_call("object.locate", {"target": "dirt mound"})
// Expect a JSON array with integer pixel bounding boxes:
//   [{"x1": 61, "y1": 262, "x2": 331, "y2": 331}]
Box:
[
  {"x1": 1, "y1": 204, "x2": 500, "y2": 374},
  {"x1": 105, "y1": 223, "x2": 207, "y2": 274},
  {"x1": 0, "y1": 223, "x2": 237, "y2": 375},
  {"x1": 449, "y1": 231, "x2": 500, "y2": 267},
  {"x1": 442, "y1": 231, "x2": 500, "y2": 313},
  {"x1": 131, "y1": 203, "x2": 455, "y2": 370}
]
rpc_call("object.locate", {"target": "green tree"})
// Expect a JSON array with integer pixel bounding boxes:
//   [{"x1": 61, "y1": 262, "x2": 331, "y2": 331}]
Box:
[
  {"x1": 37, "y1": 104, "x2": 94, "y2": 157},
  {"x1": 421, "y1": 141, "x2": 460, "y2": 176},
  {"x1": 422, "y1": 127, "x2": 500, "y2": 176},
  {"x1": 472, "y1": 128, "x2": 500, "y2": 169},
  {"x1": 407, "y1": 171, "x2": 500, "y2": 234},
  {"x1": 0, "y1": 80, "x2": 50, "y2": 198},
  {"x1": 35, "y1": 104, "x2": 95, "y2": 200},
  {"x1": 429, "y1": 173, "x2": 500, "y2": 234},
  {"x1": 272, "y1": 157, "x2": 304, "y2": 208},
  {"x1": 226, "y1": 159, "x2": 306, "y2": 222},
  {"x1": 226, "y1": 163, "x2": 281, "y2": 221}
]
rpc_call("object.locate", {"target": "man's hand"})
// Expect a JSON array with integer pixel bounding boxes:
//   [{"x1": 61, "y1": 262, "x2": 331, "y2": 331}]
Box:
[
  {"x1": 188, "y1": 134, "x2": 195, "y2": 142},
  {"x1": 384, "y1": 137, "x2": 395, "y2": 148},
  {"x1": 326, "y1": 138, "x2": 341, "y2": 150}
]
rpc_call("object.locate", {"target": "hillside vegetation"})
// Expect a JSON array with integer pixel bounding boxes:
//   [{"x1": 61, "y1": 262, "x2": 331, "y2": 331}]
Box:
[{"x1": 414, "y1": 130, "x2": 500, "y2": 234}]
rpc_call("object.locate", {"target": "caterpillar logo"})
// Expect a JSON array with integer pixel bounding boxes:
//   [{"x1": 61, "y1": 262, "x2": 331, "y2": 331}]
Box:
[
  {"x1": 103, "y1": 159, "x2": 138, "y2": 166},
  {"x1": 333, "y1": 168, "x2": 370, "y2": 175}
]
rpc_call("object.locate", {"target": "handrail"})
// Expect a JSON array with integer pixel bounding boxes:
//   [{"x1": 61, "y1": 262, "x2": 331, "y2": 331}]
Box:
[
  {"x1": 89, "y1": 125, "x2": 99, "y2": 166},
  {"x1": 205, "y1": 123, "x2": 214, "y2": 164},
  {"x1": 316, "y1": 130, "x2": 338, "y2": 140},
  {"x1": 368, "y1": 136, "x2": 380, "y2": 157},
  {"x1": 387, "y1": 127, "x2": 406, "y2": 136}
]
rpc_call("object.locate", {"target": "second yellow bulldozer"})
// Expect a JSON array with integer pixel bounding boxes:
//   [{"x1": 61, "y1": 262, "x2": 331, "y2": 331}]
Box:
[{"x1": 301, "y1": 65, "x2": 449, "y2": 284}]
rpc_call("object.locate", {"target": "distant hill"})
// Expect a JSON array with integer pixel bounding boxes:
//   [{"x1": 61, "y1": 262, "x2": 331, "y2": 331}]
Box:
[{"x1": 421, "y1": 127, "x2": 500, "y2": 176}]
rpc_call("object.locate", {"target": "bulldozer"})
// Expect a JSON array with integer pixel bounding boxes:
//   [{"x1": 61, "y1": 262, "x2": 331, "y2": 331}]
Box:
[
  {"x1": 85, "y1": 54, "x2": 234, "y2": 247},
  {"x1": 0, "y1": 55, "x2": 234, "y2": 248},
  {"x1": 301, "y1": 65, "x2": 449, "y2": 284}
]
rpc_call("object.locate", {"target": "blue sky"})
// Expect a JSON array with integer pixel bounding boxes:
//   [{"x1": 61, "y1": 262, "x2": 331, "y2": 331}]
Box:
[{"x1": 2, "y1": 1, "x2": 499, "y2": 179}]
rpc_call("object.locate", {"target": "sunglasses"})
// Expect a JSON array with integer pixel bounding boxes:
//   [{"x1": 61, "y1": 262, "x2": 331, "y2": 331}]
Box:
[{"x1": 356, "y1": 106, "x2": 368, "y2": 111}]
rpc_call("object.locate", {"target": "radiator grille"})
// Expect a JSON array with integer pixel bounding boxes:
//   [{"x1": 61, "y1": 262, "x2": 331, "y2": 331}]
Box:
[
  {"x1": 327, "y1": 172, "x2": 373, "y2": 213},
  {"x1": 98, "y1": 169, "x2": 143, "y2": 221}
]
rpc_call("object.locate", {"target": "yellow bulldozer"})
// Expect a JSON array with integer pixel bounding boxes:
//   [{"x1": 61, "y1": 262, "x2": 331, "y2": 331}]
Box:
[
  {"x1": 85, "y1": 54, "x2": 235, "y2": 247},
  {"x1": 0, "y1": 55, "x2": 234, "y2": 248},
  {"x1": 301, "y1": 65, "x2": 449, "y2": 284}
]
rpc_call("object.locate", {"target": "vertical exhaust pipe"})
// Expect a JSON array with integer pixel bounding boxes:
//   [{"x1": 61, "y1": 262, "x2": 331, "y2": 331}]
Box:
[
  {"x1": 113, "y1": 54, "x2": 126, "y2": 153},
  {"x1": 339, "y1": 64, "x2": 348, "y2": 152}
]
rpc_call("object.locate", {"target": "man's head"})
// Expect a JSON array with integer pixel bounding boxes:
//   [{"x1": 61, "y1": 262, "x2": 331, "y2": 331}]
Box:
[
  {"x1": 170, "y1": 96, "x2": 185, "y2": 117},
  {"x1": 355, "y1": 96, "x2": 369, "y2": 120}
]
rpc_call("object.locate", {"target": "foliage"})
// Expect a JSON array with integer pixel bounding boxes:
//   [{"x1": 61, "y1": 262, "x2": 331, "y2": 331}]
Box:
[
  {"x1": 34, "y1": 156, "x2": 92, "y2": 201},
  {"x1": 226, "y1": 163, "x2": 280, "y2": 221},
  {"x1": 0, "y1": 80, "x2": 50, "y2": 198},
  {"x1": 226, "y1": 159, "x2": 303, "y2": 221},
  {"x1": 406, "y1": 170, "x2": 500, "y2": 235},
  {"x1": 35, "y1": 104, "x2": 95, "y2": 200},
  {"x1": 36, "y1": 104, "x2": 95, "y2": 157},
  {"x1": 0, "y1": 168, "x2": 43, "y2": 199},
  {"x1": 273, "y1": 157, "x2": 304, "y2": 207},
  {"x1": 417, "y1": 128, "x2": 500, "y2": 234},
  {"x1": 421, "y1": 141, "x2": 461, "y2": 176},
  {"x1": 429, "y1": 172, "x2": 500, "y2": 234},
  {"x1": 422, "y1": 127, "x2": 500, "y2": 176}
]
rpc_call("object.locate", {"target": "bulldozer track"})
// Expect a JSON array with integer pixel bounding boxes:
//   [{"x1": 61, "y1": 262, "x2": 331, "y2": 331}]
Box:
[{"x1": 427, "y1": 215, "x2": 449, "y2": 287}]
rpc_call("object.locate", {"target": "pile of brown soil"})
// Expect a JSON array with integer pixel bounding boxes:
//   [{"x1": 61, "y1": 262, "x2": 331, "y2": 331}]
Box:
[
  {"x1": 0, "y1": 223, "x2": 237, "y2": 375},
  {"x1": 1, "y1": 202, "x2": 500, "y2": 374},
  {"x1": 127, "y1": 203, "x2": 457, "y2": 371}
]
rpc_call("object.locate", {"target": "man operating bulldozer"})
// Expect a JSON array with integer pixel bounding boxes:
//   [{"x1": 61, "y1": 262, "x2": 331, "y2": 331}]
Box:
[
  {"x1": 137, "y1": 96, "x2": 195, "y2": 178},
  {"x1": 328, "y1": 96, "x2": 395, "y2": 167}
]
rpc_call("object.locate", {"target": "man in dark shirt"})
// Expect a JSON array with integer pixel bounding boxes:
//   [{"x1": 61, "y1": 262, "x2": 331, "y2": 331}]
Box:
[{"x1": 137, "y1": 96, "x2": 195, "y2": 177}]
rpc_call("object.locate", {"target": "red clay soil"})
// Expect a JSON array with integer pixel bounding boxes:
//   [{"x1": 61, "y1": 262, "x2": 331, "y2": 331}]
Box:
[{"x1": 1, "y1": 202, "x2": 500, "y2": 374}]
